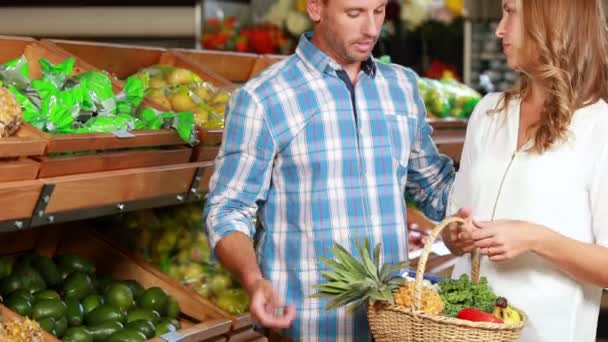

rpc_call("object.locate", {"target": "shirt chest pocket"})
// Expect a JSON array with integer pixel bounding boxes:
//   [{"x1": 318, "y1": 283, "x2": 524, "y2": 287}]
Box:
[{"x1": 384, "y1": 112, "x2": 416, "y2": 168}]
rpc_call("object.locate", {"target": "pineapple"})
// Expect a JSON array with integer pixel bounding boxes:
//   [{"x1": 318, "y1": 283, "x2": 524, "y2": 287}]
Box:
[
  {"x1": 313, "y1": 238, "x2": 409, "y2": 312},
  {"x1": 394, "y1": 281, "x2": 444, "y2": 315},
  {"x1": 0, "y1": 87, "x2": 23, "y2": 137},
  {"x1": 0, "y1": 317, "x2": 44, "y2": 342}
]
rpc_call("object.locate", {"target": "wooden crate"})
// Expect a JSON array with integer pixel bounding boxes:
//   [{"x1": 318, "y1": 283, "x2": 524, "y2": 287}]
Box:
[
  {"x1": 45, "y1": 39, "x2": 232, "y2": 92},
  {"x1": 172, "y1": 49, "x2": 259, "y2": 85},
  {"x1": 0, "y1": 226, "x2": 233, "y2": 342},
  {"x1": 249, "y1": 54, "x2": 286, "y2": 79},
  {"x1": 0, "y1": 179, "x2": 42, "y2": 223},
  {"x1": 0, "y1": 125, "x2": 46, "y2": 182},
  {"x1": 0, "y1": 36, "x2": 193, "y2": 177}
]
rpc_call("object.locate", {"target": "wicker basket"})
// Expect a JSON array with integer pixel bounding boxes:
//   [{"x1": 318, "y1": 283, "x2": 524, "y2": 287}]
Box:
[{"x1": 367, "y1": 217, "x2": 528, "y2": 342}]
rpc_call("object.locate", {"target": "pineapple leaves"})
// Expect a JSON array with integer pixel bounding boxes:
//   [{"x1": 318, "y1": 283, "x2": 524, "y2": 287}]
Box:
[{"x1": 312, "y1": 238, "x2": 409, "y2": 312}]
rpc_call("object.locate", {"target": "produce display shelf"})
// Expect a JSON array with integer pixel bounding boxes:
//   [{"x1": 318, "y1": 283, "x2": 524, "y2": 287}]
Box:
[
  {"x1": 0, "y1": 226, "x2": 234, "y2": 342},
  {"x1": 171, "y1": 49, "x2": 260, "y2": 85},
  {"x1": 0, "y1": 36, "x2": 193, "y2": 177},
  {"x1": 0, "y1": 161, "x2": 214, "y2": 232}
]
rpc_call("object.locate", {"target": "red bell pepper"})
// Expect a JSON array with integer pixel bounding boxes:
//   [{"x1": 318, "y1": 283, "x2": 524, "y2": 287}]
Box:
[{"x1": 457, "y1": 308, "x2": 503, "y2": 324}]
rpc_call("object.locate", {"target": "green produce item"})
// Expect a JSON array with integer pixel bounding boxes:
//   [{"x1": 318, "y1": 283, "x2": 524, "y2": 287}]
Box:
[
  {"x1": 173, "y1": 111, "x2": 198, "y2": 146},
  {"x1": 56, "y1": 254, "x2": 96, "y2": 275},
  {"x1": 31, "y1": 299, "x2": 67, "y2": 320},
  {"x1": 215, "y1": 289, "x2": 250, "y2": 315},
  {"x1": 116, "y1": 75, "x2": 145, "y2": 114},
  {"x1": 0, "y1": 56, "x2": 31, "y2": 90},
  {"x1": 104, "y1": 282, "x2": 135, "y2": 311},
  {"x1": 0, "y1": 274, "x2": 22, "y2": 296},
  {"x1": 87, "y1": 320, "x2": 124, "y2": 342},
  {"x1": 65, "y1": 297, "x2": 85, "y2": 326},
  {"x1": 59, "y1": 266, "x2": 72, "y2": 282},
  {"x1": 34, "y1": 289, "x2": 61, "y2": 301},
  {"x1": 63, "y1": 326, "x2": 93, "y2": 342},
  {"x1": 438, "y1": 274, "x2": 498, "y2": 317},
  {"x1": 31, "y1": 255, "x2": 62, "y2": 288},
  {"x1": 39, "y1": 58, "x2": 74, "y2": 88},
  {"x1": 107, "y1": 329, "x2": 146, "y2": 342},
  {"x1": 5, "y1": 294, "x2": 32, "y2": 316},
  {"x1": 63, "y1": 272, "x2": 94, "y2": 300},
  {"x1": 12, "y1": 265, "x2": 46, "y2": 294},
  {"x1": 82, "y1": 294, "x2": 104, "y2": 315},
  {"x1": 122, "y1": 280, "x2": 144, "y2": 301},
  {"x1": 126, "y1": 308, "x2": 160, "y2": 323},
  {"x1": 55, "y1": 316, "x2": 68, "y2": 337},
  {"x1": 86, "y1": 304, "x2": 126, "y2": 326},
  {"x1": 440, "y1": 78, "x2": 481, "y2": 119},
  {"x1": 38, "y1": 317, "x2": 56, "y2": 335},
  {"x1": 125, "y1": 319, "x2": 155, "y2": 339},
  {"x1": 163, "y1": 317, "x2": 180, "y2": 329},
  {"x1": 154, "y1": 319, "x2": 177, "y2": 337},
  {"x1": 75, "y1": 71, "x2": 116, "y2": 116},
  {"x1": 138, "y1": 287, "x2": 168, "y2": 315},
  {"x1": 165, "y1": 296, "x2": 180, "y2": 319},
  {"x1": 10, "y1": 289, "x2": 34, "y2": 302},
  {"x1": 94, "y1": 276, "x2": 115, "y2": 294},
  {"x1": 209, "y1": 273, "x2": 232, "y2": 296},
  {"x1": 0, "y1": 257, "x2": 13, "y2": 279},
  {"x1": 418, "y1": 77, "x2": 451, "y2": 118}
]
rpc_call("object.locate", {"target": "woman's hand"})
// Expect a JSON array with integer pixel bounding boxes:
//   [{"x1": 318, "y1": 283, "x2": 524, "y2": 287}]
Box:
[
  {"x1": 472, "y1": 220, "x2": 543, "y2": 262},
  {"x1": 441, "y1": 208, "x2": 478, "y2": 255}
]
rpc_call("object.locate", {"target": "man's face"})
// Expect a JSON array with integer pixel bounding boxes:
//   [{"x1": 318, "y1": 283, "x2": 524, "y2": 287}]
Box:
[{"x1": 309, "y1": 0, "x2": 387, "y2": 64}]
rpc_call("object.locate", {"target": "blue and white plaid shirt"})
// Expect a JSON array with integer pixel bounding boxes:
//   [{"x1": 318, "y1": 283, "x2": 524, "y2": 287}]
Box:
[{"x1": 204, "y1": 33, "x2": 454, "y2": 341}]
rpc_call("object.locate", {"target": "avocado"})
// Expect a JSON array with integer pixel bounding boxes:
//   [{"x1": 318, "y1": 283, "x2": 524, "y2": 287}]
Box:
[
  {"x1": 125, "y1": 319, "x2": 155, "y2": 339},
  {"x1": 31, "y1": 299, "x2": 67, "y2": 320},
  {"x1": 86, "y1": 304, "x2": 126, "y2": 326},
  {"x1": 63, "y1": 326, "x2": 93, "y2": 342},
  {"x1": 55, "y1": 253, "x2": 96, "y2": 274},
  {"x1": 87, "y1": 320, "x2": 124, "y2": 342},
  {"x1": 137, "y1": 287, "x2": 168, "y2": 315},
  {"x1": 5, "y1": 294, "x2": 32, "y2": 316},
  {"x1": 126, "y1": 308, "x2": 160, "y2": 323},
  {"x1": 107, "y1": 329, "x2": 146, "y2": 342},
  {"x1": 55, "y1": 316, "x2": 68, "y2": 337},
  {"x1": 65, "y1": 297, "x2": 84, "y2": 326},
  {"x1": 63, "y1": 272, "x2": 94, "y2": 300},
  {"x1": 32, "y1": 255, "x2": 62, "y2": 288},
  {"x1": 34, "y1": 289, "x2": 61, "y2": 301}
]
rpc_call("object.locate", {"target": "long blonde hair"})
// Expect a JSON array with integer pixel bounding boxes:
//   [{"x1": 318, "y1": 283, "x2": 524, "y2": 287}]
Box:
[{"x1": 500, "y1": 0, "x2": 608, "y2": 153}]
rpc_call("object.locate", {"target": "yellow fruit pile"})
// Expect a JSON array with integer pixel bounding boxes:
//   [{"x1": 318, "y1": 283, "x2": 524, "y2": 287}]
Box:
[
  {"x1": 0, "y1": 87, "x2": 22, "y2": 137},
  {"x1": 394, "y1": 281, "x2": 444, "y2": 315},
  {"x1": 136, "y1": 66, "x2": 232, "y2": 129}
]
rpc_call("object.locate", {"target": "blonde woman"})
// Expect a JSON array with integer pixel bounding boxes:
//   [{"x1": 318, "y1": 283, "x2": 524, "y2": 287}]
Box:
[{"x1": 442, "y1": 0, "x2": 608, "y2": 341}]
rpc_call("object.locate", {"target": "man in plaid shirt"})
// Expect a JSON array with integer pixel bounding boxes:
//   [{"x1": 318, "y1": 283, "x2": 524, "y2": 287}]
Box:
[{"x1": 203, "y1": 0, "x2": 455, "y2": 339}]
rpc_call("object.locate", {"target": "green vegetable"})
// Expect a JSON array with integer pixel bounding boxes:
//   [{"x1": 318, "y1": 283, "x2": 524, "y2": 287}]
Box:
[
  {"x1": 215, "y1": 289, "x2": 249, "y2": 315},
  {"x1": 438, "y1": 274, "x2": 497, "y2": 317}
]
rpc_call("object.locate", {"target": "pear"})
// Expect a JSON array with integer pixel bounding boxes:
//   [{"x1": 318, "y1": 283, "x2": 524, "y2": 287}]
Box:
[
  {"x1": 149, "y1": 76, "x2": 167, "y2": 89},
  {"x1": 170, "y1": 92, "x2": 198, "y2": 112},
  {"x1": 167, "y1": 68, "x2": 200, "y2": 86}
]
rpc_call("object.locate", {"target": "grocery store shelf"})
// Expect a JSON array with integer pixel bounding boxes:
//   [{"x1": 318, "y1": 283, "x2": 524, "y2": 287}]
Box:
[{"x1": 0, "y1": 161, "x2": 214, "y2": 232}]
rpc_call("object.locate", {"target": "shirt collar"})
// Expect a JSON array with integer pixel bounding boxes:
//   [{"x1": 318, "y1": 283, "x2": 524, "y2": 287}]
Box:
[{"x1": 295, "y1": 32, "x2": 377, "y2": 78}]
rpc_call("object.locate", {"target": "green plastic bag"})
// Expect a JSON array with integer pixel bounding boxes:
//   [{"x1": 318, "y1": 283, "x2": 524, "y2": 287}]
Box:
[
  {"x1": 440, "y1": 79, "x2": 481, "y2": 119},
  {"x1": 0, "y1": 56, "x2": 31, "y2": 90},
  {"x1": 39, "y1": 58, "x2": 74, "y2": 89},
  {"x1": 115, "y1": 75, "x2": 145, "y2": 115},
  {"x1": 74, "y1": 71, "x2": 116, "y2": 116},
  {"x1": 418, "y1": 77, "x2": 451, "y2": 118}
]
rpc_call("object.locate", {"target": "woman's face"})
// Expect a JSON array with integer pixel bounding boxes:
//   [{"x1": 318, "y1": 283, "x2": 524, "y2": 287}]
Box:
[{"x1": 496, "y1": 0, "x2": 524, "y2": 70}]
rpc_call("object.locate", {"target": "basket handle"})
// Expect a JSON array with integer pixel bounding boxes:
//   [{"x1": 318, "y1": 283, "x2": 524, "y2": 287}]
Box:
[{"x1": 413, "y1": 216, "x2": 481, "y2": 311}]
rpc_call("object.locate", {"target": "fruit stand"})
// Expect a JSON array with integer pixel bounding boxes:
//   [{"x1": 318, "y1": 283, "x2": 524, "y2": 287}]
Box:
[{"x1": 0, "y1": 35, "x2": 467, "y2": 341}]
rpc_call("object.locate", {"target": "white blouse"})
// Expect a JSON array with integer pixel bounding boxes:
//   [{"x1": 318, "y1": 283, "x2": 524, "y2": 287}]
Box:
[{"x1": 448, "y1": 92, "x2": 608, "y2": 342}]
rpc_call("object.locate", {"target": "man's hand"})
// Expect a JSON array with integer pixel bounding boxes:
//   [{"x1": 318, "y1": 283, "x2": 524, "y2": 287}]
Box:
[
  {"x1": 441, "y1": 208, "x2": 478, "y2": 255},
  {"x1": 246, "y1": 278, "x2": 296, "y2": 329}
]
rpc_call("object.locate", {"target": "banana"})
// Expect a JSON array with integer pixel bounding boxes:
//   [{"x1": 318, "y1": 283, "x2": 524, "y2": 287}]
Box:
[
  {"x1": 503, "y1": 306, "x2": 522, "y2": 324},
  {"x1": 493, "y1": 306, "x2": 504, "y2": 320}
]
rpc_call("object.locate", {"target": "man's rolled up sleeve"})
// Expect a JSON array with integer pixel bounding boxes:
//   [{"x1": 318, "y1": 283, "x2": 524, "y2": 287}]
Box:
[{"x1": 203, "y1": 88, "x2": 276, "y2": 249}]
